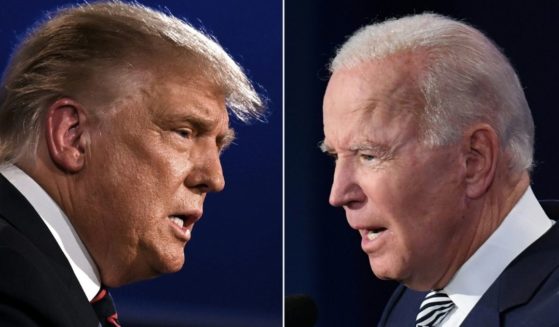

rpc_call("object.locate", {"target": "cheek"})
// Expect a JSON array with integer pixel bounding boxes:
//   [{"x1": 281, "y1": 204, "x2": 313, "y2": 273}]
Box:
[
  {"x1": 396, "y1": 166, "x2": 466, "y2": 251},
  {"x1": 397, "y1": 153, "x2": 464, "y2": 214},
  {"x1": 147, "y1": 137, "x2": 193, "y2": 182},
  {"x1": 361, "y1": 158, "x2": 464, "y2": 238},
  {"x1": 360, "y1": 167, "x2": 423, "y2": 218},
  {"x1": 86, "y1": 150, "x2": 167, "y2": 225}
]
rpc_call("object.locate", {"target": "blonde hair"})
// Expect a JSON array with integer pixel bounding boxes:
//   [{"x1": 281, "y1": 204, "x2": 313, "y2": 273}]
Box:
[{"x1": 0, "y1": 0, "x2": 264, "y2": 163}]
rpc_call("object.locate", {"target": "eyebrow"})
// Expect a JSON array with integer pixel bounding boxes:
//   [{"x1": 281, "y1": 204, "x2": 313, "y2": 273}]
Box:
[
  {"x1": 318, "y1": 139, "x2": 393, "y2": 157},
  {"x1": 160, "y1": 111, "x2": 236, "y2": 150},
  {"x1": 185, "y1": 114, "x2": 236, "y2": 150},
  {"x1": 178, "y1": 114, "x2": 216, "y2": 134},
  {"x1": 218, "y1": 128, "x2": 236, "y2": 151},
  {"x1": 349, "y1": 142, "x2": 390, "y2": 153}
]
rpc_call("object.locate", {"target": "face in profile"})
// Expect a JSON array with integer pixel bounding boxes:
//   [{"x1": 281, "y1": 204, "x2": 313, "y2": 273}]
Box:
[
  {"x1": 322, "y1": 56, "x2": 471, "y2": 290},
  {"x1": 73, "y1": 68, "x2": 232, "y2": 286}
]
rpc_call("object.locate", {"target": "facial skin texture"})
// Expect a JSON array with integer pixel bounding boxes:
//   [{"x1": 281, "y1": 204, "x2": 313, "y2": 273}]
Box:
[
  {"x1": 28, "y1": 64, "x2": 233, "y2": 287},
  {"x1": 322, "y1": 55, "x2": 489, "y2": 290}
]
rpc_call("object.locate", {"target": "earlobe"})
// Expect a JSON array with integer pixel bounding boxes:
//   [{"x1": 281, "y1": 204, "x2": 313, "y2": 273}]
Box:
[
  {"x1": 45, "y1": 98, "x2": 89, "y2": 173},
  {"x1": 464, "y1": 124, "x2": 499, "y2": 198}
]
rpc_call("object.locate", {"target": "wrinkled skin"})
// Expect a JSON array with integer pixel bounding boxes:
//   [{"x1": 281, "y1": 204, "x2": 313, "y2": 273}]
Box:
[
  {"x1": 36, "y1": 67, "x2": 233, "y2": 287},
  {"x1": 323, "y1": 57, "x2": 478, "y2": 290}
]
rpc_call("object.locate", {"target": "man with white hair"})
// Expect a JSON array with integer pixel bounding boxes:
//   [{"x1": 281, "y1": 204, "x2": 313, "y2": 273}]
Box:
[
  {"x1": 322, "y1": 13, "x2": 559, "y2": 326},
  {"x1": 0, "y1": 1, "x2": 263, "y2": 326}
]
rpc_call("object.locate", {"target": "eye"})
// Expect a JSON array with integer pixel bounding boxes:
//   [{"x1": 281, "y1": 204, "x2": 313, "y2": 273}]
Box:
[
  {"x1": 175, "y1": 128, "x2": 193, "y2": 139},
  {"x1": 359, "y1": 153, "x2": 378, "y2": 165}
]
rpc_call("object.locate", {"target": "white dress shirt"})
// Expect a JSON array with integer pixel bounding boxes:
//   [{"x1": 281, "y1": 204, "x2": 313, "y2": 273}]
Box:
[
  {"x1": 440, "y1": 186, "x2": 553, "y2": 326},
  {"x1": 0, "y1": 164, "x2": 101, "y2": 301}
]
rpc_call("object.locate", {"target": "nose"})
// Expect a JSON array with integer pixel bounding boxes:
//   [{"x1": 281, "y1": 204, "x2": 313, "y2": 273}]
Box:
[
  {"x1": 329, "y1": 158, "x2": 365, "y2": 207},
  {"x1": 186, "y1": 142, "x2": 225, "y2": 194}
]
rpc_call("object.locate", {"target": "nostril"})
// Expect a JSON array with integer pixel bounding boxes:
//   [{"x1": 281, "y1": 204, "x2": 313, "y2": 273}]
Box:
[
  {"x1": 194, "y1": 177, "x2": 224, "y2": 194},
  {"x1": 198, "y1": 184, "x2": 210, "y2": 194}
]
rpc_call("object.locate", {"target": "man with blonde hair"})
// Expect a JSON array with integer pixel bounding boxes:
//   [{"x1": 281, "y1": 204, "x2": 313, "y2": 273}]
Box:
[
  {"x1": 322, "y1": 13, "x2": 559, "y2": 326},
  {"x1": 0, "y1": 1, "x2": 263, "y2": 326}
]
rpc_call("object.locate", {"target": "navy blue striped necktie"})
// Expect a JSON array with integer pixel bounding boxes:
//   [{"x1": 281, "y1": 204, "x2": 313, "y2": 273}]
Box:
[{"x1": 415, "y1": 291, "x2": 454, "y2": 327}]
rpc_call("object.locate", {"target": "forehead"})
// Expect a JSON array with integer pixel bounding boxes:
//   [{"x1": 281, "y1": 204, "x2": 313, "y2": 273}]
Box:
[
  {"x1": 150, "y1": 74, "x2": 226, "y2": 116},
  {"x1": 99, "y1": 54, "x2": 228, "y2": 121},
  {"x1": 323, "y1": 56, "x2": 424, "y2": 147},
  {"x1": 123, "y1": 65, "x2": 230, "y2": 131}
]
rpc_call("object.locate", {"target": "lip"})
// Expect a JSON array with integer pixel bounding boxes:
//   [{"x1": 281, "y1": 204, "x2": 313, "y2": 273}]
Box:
[
  {"x1": 169, "y1": 218, "x2": 191, "y2": 242},
  {"x1": 168, "y1": 210, "x2": 203, "y2": 242},
  {"x1": 359, "y1": 228, "x2": 389, "y2": 254}
]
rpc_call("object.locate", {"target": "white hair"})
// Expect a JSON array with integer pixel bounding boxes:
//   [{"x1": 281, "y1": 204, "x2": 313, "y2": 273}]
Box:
[{"x1": 331, "y1": 13, "x2": 534, "y2": 171}]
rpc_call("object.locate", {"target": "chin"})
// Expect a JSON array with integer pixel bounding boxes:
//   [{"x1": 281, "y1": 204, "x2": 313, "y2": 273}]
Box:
[
  {"x1": 371, "y1": 265, "x2": 429, "y2": 291},
  {"x1": 99, "y1": 253, "x2": 185, "y2": 287},
  {"x1": 162, "y1": 261, "x2": 185, "y2": 274},
  {"x1": 369, "y1": 258, "x2": 399, "y2": 282},
  {"x1": 155, "y1": 252, "x2": 186, "y2": 274}
]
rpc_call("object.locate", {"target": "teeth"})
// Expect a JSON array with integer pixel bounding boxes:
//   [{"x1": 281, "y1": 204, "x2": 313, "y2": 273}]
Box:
[
  {"x1": 367, "y1": 230, "x2": 382, "y2": 241},
  {"x1": 169, "y1": 216, "x2": 184, "y2": 228}
]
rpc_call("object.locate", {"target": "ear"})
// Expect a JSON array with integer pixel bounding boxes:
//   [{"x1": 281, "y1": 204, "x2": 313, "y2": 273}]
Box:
[
  {"x1": 464, "y1": 124, "x2": 499, "y2": 198},
  {"x1": 45, "y1": 98, "x2": 89, "y2": 173}
]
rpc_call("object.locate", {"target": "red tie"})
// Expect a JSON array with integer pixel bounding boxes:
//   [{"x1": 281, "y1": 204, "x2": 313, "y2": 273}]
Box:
[{"x1": 91, "y1": 288, "x2": 121, "y2": 327}]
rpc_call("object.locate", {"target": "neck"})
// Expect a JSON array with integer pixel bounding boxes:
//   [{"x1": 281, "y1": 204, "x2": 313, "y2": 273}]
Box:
[
  {"x1": 431, "y1": 169, "x2": 530, "y2": 290},
  {"x1": 16, "y1": 147, "x2": 73, "y2": 212}
]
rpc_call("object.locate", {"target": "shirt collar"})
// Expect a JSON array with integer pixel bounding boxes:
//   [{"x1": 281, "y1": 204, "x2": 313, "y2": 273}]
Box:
[
  {"x1": 442, "y1": 186, "x2": 553, "y2": 324},
  {"x1": 0, "y1": 164, "x2": 101, "y2": 301}
]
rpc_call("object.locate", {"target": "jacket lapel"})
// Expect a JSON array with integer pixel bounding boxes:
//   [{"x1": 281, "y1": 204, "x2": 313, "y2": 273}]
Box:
[
  {"x1": 0, "y1": 174, "x2": 69, "y2": 267},
  {"x1": 460, "y1": 286, "x2": 500, "y2": 326},
  {"x1": 497, "y1": 221, "x2": 559, "y2": 312},
  {"x1": 0, "y1": 174, "x2": 99, "y2": 324},
  {"x1": 463, "y1": 220, "x2": 559, "y2": 325}
]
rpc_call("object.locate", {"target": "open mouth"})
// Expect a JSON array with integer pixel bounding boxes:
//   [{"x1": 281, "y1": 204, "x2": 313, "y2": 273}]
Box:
[
  {"x1": 366, "y1": 227, "x2": 387, "y2": 240},
  {"x1": 167, "y1": 211, "x2": 203, "y2": 241},
  {"x1": 169, "y1": 215, "x2": 186, "y2": 229},
  {"x1": 168, "y1": 215, "x2": 193, "y2": 240}
]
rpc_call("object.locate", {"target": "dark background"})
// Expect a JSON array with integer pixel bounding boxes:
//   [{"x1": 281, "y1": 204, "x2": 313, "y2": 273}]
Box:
[
  {"x1": 286, "y1": 1, "x2": 559, "y2": 326},
  {"x1": 0, "y1": 1, "x2": 281, "y2": 326}
]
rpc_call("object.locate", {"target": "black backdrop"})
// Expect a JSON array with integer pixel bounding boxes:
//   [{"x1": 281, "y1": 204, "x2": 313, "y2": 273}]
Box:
[{"x1": 286, "y1": 1, "x2": 559, "y2": 326}]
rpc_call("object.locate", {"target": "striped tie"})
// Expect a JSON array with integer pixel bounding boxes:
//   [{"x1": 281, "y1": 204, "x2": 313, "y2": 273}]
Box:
[{"x1": 415, "y1": 291, "x2": 454, "y2": 327}]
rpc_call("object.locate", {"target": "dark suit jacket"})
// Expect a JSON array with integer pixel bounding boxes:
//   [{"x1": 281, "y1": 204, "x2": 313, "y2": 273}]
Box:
[
  {"x1": 0, "y1": 174, "x2": 100, "y2": 326},
  {"x1": 379, "y1": 203, "x2": 559, "y2": 326}
]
